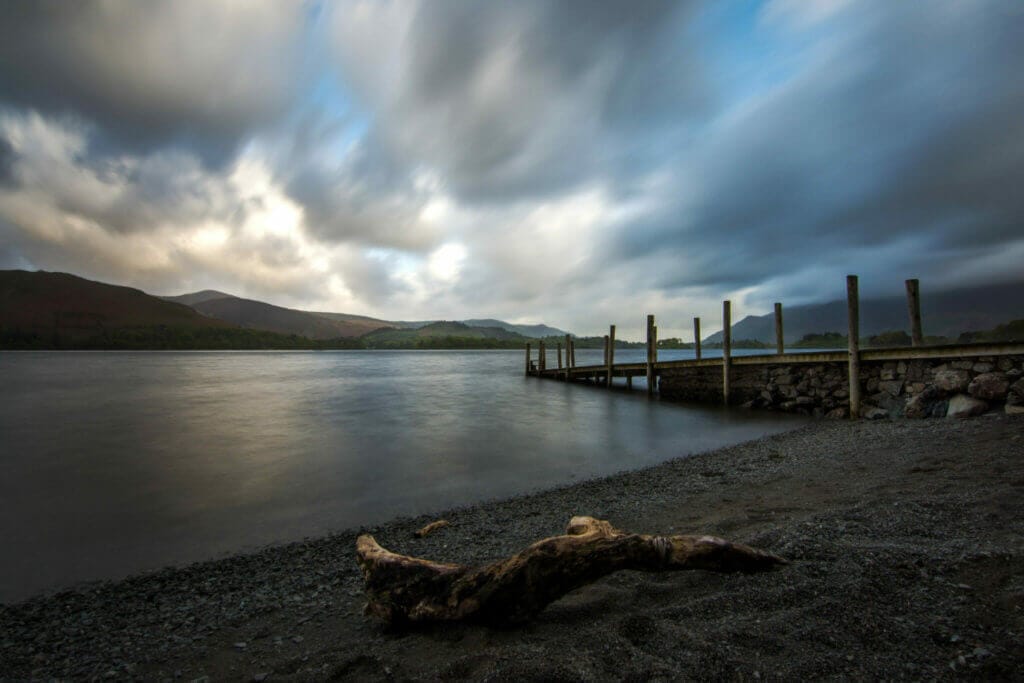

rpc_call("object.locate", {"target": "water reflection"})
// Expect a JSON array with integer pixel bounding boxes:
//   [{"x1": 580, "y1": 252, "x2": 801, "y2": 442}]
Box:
[{"x1": 0, "y1": 350, "x2": 804, "y2": 602}]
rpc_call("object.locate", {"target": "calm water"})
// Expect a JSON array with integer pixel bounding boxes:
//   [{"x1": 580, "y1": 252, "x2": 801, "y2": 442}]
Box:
[{"x1": 0, "y1": 350, "x2": 803, "y2": 602}]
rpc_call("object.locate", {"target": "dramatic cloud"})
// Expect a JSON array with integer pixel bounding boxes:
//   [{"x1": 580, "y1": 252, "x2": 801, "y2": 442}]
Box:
[
  {"x1": 1, "y1": 0, "x2": 1022, "y2": 337},
  {"x1": 0, "y1": 0, "x2": 308, "y2": 163}
]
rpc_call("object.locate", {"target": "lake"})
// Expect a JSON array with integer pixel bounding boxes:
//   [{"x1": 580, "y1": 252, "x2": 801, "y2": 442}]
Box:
[{"x1": 0, "y1": 349, "x2": 804, "y2": 603}]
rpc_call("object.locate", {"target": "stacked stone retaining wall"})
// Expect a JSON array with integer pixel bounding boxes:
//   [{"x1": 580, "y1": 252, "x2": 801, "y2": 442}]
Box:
[{"x1": 659, "y1": 354, "x2": 1024, "y2": 419}]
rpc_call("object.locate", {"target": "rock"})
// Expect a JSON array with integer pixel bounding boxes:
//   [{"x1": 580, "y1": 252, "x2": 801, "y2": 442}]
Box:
[
  {"x1": 972, "y1": 362, "x2": 993, "y2": 373},
  {"x1": 968, "y1": 372, "x2": 1009, "y2": 401},
  {"x1": 825, "y1": 407, "x2": 848, "y2": 419},
  {"x1": 233, "y1": 642, "x2": 247, "y2": 650},
  {"x1": 933, "y1": 369, "x2": 970, "y2": 393},
  {"x1": 929, "y1": 400, "x2": 949, "y2": 418},
  {"x1": 252, "y1": 674, "x2": 270, "y2": 682},
  {"x1": 795, "y1": 396, "x2": 815, "y2": 405},
  {"x1": 946, "y1": 394, "x2": 988, "y2": 418},
  {"x1": 877, "y1": 380, "x2": 904, "y2": 396},
  {"x1": 863, "y1": 407, "x2": 888, "y2": 420},
  {"x1": 951, "y1": 360, "x2": 973, "y2": 370},
  {"x1": 880, "y1": 369, "x2": 895, "y2": 381},
  {"x1": 1006, "y1": 404, "x2": 1024, "y2": 415},
  {"x1": 905, "y1": 386, "x2": 943, "y2": 419}
]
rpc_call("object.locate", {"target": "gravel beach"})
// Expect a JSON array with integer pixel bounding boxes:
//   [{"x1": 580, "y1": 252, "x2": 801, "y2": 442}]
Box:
[{"x1": 2, "y1": 414, "x2": 1022, "y2": 681}]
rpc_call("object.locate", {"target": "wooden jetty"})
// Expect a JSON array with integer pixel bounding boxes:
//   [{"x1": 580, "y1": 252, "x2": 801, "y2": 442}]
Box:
[{"x1": 525, "y1": 275, "x2": 1024, "y2": 419}]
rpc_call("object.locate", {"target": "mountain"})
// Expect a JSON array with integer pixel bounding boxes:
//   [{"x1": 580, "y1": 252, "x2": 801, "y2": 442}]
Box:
[
  {"x1": 703, "y1": 280, "x2": 1024, "y2": 344},
  {"x1": 308, "y1": 311, "x2": 396, "y2": 335},
  {"x1": 166, "y1": 288, "x2": 569, "y2": 338},
  {"x1": 0, "y1": 270, "x2": 234, "y2": 345},
  {"x1": 160, "y1": 290, "x2": 235, "y2": 306},
  {"x1": 461, "y1": 318, "x2": 568, "y2": 338},
  {"x1": 188, "y1": 296, "x2": 378, "y2": 339},
  {"x1": 361, "y1": 321, "x2": 529, "y2": 347}
]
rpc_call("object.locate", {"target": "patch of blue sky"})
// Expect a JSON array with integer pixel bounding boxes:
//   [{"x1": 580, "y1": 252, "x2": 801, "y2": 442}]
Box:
[{"x1": 691, "y1": 0, "x2": 819, "y2": 110}]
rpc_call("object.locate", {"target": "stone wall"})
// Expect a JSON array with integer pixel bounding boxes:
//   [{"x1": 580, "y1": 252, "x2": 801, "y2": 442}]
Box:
[{"x1": 658, "y1": 354, "x2": 1024, "y2": 419}]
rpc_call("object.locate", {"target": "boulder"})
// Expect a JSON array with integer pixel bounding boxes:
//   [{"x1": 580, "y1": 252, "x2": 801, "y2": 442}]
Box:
[
  {"x1": 863, "y1": 407, "x2": 888, "y2": 420},
  {"x1": 972, "y1": 362, "x2": 994, "y2": 374},
  {"x1": 946, "y1": 394, "x2": 988, "y2": 418},
  {"x1": 825, "y1": 407, "x2": 848, "y2": 419},
  {"x1": 1006, "y1": 404, "x2": 1024, "y2": 415},
  {"x1": 877, "y1": 380, "x2": 904, "y2": 396},
  {"x1": 967, "y1": 372, "x2": 1009, "y2": 401},
  {"x1": 905, "y1": 385, "x2": 943, "y2": 419},
  {"x1": 933, "y1": 369, "x2": 970, "y2": 393}
]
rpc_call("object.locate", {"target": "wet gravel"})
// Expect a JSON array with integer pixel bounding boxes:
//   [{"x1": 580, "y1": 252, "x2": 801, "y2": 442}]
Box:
[{"x1": 2, "y1": 414, "x2": 1023, "y2": 681}]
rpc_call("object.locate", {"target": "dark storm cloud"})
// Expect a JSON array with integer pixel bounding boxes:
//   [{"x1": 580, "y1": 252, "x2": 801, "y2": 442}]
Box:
[
  {"x1": 0, "y1": 1, "x2": 306, "y2": 165},
  {"x1": 0, "y1": 135, "x2": 17, "y2": 187},
  {"x1": 334, "y1": 0, "x2": 707, "y2": 202},
  {"x1": 612, "y1": 2, "x2": 1024, "y2": 299}
]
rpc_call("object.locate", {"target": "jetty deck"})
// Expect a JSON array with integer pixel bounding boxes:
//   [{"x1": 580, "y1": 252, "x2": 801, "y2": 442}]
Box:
[{"x1": 525, "y1": 275, "x2": 1024, "y2": 419}]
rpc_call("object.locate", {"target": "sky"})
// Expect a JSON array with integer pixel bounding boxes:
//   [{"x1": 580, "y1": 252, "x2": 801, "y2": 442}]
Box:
[{"x1": 0, "y1": 0, "x2": 1022, "y2": 339}]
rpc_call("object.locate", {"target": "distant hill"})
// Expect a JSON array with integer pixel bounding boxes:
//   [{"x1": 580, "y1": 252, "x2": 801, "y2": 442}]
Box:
[
  {"x1": 308, "y1": 311, "x2": 396, "y2": 335},
  {"x1": 160, "y1": 290, "x2": 235, "y2": 306},
  {"x1": 166, "y1": 289, "x2": 570, "y2": 339},
  {"x1": 0, "y1": 270, "x2": 233, "y2": 345},
  {"x1": 189, "y1": 296, "x2": 375, "y2": 340},
  {"x1": 361, "y1": 321, "x2": 530, "y2": 348},
  {"x1": 703, "y1": 280, "x2": 1024, "y2": 344},
  {"x1": 461, "y1": 318, "x2": 568, "y2": 338}
]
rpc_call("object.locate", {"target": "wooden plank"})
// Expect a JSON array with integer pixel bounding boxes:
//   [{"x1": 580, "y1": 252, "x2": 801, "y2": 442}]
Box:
[
  {"x1": 774, "y1": 302, "x2": 784, "y2": 355},
  {"x1": 905, "y1": 278, "x2": 923, "y2": 347},
  {"x1": 693, "y1": 317, "x2": 701, "y2": 360},
  {"x1": 607, "y1": 324, "x2": 616, "y2": 387},
  {"x1": 847, "y1": 275, "x2": 860, "y2": 419},
  {"x1": 722, "y1": 300, "x2": 731, "y2": 405}
]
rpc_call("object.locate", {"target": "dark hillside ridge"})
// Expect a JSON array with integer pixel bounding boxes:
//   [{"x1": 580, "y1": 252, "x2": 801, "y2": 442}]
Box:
[
  {"x1": 0, "y1": 270, "x2": 231, "y2": 340},
  {"x1": 190, "y1": 297, "x2": 374, "y2": 340},
  {"x1": 160, "y1": 290, "x2": 235, "y2": 306},
  {"x1": 703, "y1": 280, "x2": 1024, "y2": 344},
  {"x1": 461, "y1": 318, "x2": 568, "y2": 338}
]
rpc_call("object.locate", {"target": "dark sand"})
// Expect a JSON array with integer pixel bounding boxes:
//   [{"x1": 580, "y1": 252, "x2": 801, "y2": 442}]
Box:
[{"x1": 2, "y1": 414, "x2": 1022, "y2": 681}]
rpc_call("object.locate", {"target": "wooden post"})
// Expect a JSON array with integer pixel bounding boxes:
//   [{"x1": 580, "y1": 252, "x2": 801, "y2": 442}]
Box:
[
  {"x1": 539, "y1": 340, "x2": 546, "y2": 372},
  {"x1": 564, "y1": 334, "x2": 572, "y2": 379},
  {"x1": 722, "y1": 301, "x2": 731, "y2": 405},
  {"x1": 847, "y1": 275, "x2": 860, "y2": 419},
  {"x1": 693, "y1": 317, "x2": 701, "y2": 360},
  {"x1": 646, "y1": 315, "x2": 655, "y2": 396},
  {"x1": 557, "y1": 343, "x2": 563, "y2": 370},
  {"x1": 607, "y1": 325, "x2": 616, "y2": 387},
  {"x1": 525, "y1": 343, "x2": 531, "y2": 375},
  {"x1": 905, "y1": 278, "x2": 923, "y2": 347},
  {"x1": 774, "y1": 302, "x2": 784, "y2": 355}
]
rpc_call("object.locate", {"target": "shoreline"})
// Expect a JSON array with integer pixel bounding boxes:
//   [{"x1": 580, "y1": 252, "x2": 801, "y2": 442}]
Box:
[{"x1": 2, "y1": 415, "x2": 1022, "y2": 680}]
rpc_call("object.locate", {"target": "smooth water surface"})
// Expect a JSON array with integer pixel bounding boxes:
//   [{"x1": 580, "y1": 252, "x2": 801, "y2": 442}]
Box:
[{"x1": 0, "y1": 350, "x2": 804, "y2": 602}]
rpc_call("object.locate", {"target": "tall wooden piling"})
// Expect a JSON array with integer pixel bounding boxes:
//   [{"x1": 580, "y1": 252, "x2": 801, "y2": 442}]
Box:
[
  {"x1": 607, "y1": 325, "x2": 616, "y2": 387},
  {"x1": 774, "y1": 302, "x2": 784, "y2": 355},
  {"x1": 905, "y1": 278, "x2": 923, "y2": 347},
  {"x1": 722, "y1": 301, "x2": 732, "y2": 405},
  {"x1": 598, "y1": 335, "x2": 606, "y2": 385},
  {"x1": 570, "y1": 339, "x2": 576, "y2": 368},
  {"x1": 693, "y1": 317, "x2": 701, "y2": 360},
  {"x1": 539, "y1": 340, "x2": 546, "y2": 372},
  {"x1": 847, "y1": 275, "x2": 861, "y2": 419},
  {"x1": 557, "y1": 343, "x2": 563, "y2": 370},
  {"x1": 564, "y1": 334, "x2": 572, "y2": 379},
  {"x1": 646, "y1": 314, "x2": 655, "y2": 395},
  {"x1": 525, "y1": 343, "x2": 531, "y2": 376}
]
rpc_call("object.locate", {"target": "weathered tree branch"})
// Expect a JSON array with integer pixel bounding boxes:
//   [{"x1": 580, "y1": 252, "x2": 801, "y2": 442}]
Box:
[{"x1": 356, "y1": 516, "x2": 787, "y2": 626}]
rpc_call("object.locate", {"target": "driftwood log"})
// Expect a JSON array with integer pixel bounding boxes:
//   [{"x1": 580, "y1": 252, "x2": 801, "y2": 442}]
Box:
[{"x1": 356, "y1": 516, "x2": 787, "y2": 626}]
